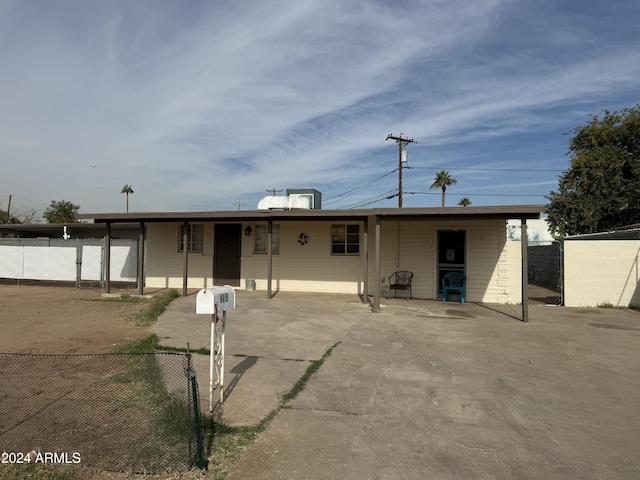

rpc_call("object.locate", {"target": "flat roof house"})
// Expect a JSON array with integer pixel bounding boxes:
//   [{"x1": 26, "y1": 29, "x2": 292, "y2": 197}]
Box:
[{"x1": 78, "y1": 204, "x2": 543, "y2": 320}]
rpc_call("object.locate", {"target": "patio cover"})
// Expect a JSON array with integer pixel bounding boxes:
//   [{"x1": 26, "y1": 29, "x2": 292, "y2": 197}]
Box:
[{"x1": 78, "y1": 205, "x2": 543, "y2": 321}]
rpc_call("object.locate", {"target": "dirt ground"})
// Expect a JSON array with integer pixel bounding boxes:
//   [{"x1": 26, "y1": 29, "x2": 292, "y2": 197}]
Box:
[
  {"x1": 0, "y1": 284, "x2": 207, "y2": 480},
  {"x1": 0, "y1": 284, "x2": 153, "y2": 354}
]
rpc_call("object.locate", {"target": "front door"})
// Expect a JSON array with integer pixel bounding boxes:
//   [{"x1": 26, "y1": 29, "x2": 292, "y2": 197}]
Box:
[
  {"x1": 214, "y1": 224, "x2": 241, "y2": 286},
  {"x1": 437, "y1": 230, "x2": 466, "y2": 296}
]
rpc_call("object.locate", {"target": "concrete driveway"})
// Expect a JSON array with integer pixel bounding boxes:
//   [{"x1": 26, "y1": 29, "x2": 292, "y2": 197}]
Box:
[{"x1": 156, "y1": 291, "x2": 640, "y2": 479}]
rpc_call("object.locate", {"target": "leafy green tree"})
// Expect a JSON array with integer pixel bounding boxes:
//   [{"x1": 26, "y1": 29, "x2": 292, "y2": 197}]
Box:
[
  {"x1": 430, "y1": 170, "x2": 457, "y2": 207},
  {"x1": 546, "y1": 105, "x2": 640, "y2": 236},
  {"x1": 120, "y1": 184, "x2": 134, "y2": 212},
  {"x1": 458, "y1": 197, "x2": 471, "y2": 206},
  {"x1": 43, "y1": 200, "x2": 80, "y2": 223}
]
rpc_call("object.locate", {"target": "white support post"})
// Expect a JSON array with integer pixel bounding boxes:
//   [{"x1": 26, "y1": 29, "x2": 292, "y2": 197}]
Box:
[
  {"x1": 219, "y1": 311, "x2": 226, "y2": 403},
  {"x1": 209, "y1": 308, "x2": 215, "y2": 412},
  {"x1": 210, "y1": 306, "x2": 227, "y2": 411}
]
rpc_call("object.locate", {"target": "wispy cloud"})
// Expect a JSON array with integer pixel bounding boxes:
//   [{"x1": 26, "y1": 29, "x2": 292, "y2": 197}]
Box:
[{"x1": 1, "y1": 0, "x2": 638, "y2": 215}]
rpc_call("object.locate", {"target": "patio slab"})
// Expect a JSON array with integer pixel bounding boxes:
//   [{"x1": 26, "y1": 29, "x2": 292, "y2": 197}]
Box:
[{"x1": 156, "y1": 291, "x2": 640, "y2": 479}]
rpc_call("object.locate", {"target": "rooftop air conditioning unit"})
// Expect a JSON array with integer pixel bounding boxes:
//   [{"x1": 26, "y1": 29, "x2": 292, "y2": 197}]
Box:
[{"x1": 257, "y1": 189, "x2": 322, "y2": 210}]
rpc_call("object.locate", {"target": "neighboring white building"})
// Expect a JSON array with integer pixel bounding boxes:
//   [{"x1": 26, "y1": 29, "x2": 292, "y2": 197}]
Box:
[
  {"x1": 507, "y1": 218, "x2": 555, "y2": 243},
  {"x1": 563, "y1": 228, "x2": 640, "y2": 308}
]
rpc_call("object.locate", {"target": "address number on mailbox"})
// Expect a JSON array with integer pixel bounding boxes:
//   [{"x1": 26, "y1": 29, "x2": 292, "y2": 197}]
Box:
[{"x1": 196, "y1": 286, "x2": 236, "y2": 314}]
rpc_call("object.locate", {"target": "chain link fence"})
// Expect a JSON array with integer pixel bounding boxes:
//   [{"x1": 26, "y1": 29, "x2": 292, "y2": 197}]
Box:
[
  {"x1": 0, "y1": 238, "x2": 138, "y2": 288},
  {"x1": 527, "y1": 240, "x2": 563, "y2": 305},
  {"x1": 0, "y1": 353, "x2": 206, "y2": 473}
]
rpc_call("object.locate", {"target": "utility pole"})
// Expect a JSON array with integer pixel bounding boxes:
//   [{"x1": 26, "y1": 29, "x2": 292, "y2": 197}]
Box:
[
  {"x1": 6, "y1": 194, "x2": 11, "y2": 223},
  {"x1": 386, "y1": 134, "x2": 416, "y2": 208},
  {"x1": 234, "y1": 202, "x2": 245, "y2": 210},
  {"x1": 266, "y1": 188, "x2": 283, "y2": 196}
]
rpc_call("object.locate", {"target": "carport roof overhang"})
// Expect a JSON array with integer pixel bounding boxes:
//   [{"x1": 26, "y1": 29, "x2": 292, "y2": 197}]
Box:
[
  {"x1": 77, "y1": 204, "x2": 544, "y2": 223},
  {"x1": 78, "y1": 204, "x2": 542, "y2": 322}
]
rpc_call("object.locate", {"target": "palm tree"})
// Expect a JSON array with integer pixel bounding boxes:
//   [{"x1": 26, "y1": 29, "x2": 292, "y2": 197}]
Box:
[
  {"x1": 458, "y1": 197, "x2": 471, "y2": 206},
  {"x1": 430, "y1": 171, "x2": 457, "y2": 207},
  {"x1": 120, "y1": 185, "x2": 134, "y2": 212}
]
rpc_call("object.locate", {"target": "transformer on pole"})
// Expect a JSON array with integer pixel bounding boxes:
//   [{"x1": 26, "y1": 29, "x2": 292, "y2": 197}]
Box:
[{"x1": 386, "y1": 133, "x2": 417, "y2": 207}]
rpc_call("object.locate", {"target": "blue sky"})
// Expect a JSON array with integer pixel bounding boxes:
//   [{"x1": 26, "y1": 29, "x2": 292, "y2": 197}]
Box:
[{"x1": 1, "y1": 0, "x2": 639, "y2": 217}]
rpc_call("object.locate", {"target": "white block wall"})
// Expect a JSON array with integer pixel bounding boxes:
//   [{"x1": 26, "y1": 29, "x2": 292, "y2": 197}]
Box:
[
  {"x1": 367, "y1": 219, "x2": 514, "y2": 303},
  {"x1": 0, "y1": 240, "x2": 136, "y2": 282},
  {"x1": 504, "y1": 241, "x2": 523, "y2": 303},
  {"x1": 564, "y1": 240, "x2": 640, "y2": 307}
]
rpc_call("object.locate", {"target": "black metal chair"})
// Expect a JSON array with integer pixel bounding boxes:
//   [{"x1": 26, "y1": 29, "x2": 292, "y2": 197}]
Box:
[{"x1": 388, "y1": 271, "x2": 414, "y2": 299}]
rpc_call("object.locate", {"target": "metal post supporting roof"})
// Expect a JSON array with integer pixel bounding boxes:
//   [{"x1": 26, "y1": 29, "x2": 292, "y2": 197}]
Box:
[
  {"x1": 267, "y1": 219, "x2": 273, "y2": 299},
  {"x1": 363, "y1": 217, "x2": 369, "y2": 305},
  {"x1": 138, "y1": 222, "x2": 145, "y2": 295},
  {"x1": 182, "y1": 221, "x2": 189, "y2": 296},
  {"x1": 521, "y1": 220, "x2": 529, "y2": 322},
  {"x1": 373, "y1": 215, "x2": 381, "y2": 313},
  {"x1": 105, "y1": 222, "x2": 111, "y2": 294}
]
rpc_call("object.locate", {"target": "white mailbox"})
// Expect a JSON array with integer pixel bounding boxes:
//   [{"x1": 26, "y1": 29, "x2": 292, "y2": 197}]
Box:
[
  {"x1": 196, "y1": 289, "x2": 215, "y2": 314},
  {"x1": 195, "y1": 285, "x2": 236, "y2": 410},
  {"x1": 196, "y1": 285, "x2": 235, "y2": 314},
  {"x1": 213, "y1": 285, "x2": 235, "y2": 312}
]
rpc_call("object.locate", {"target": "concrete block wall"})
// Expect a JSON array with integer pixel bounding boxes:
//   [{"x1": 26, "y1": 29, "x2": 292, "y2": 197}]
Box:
[
  {"x1": 368, "y1": 220, "x2": 437, "y2": 300},
  {"x1": 466, "y1": 220, "x2": 507, "y2": 303},
  {"x1": 504, "y1": 241, "x2": 523, "y2": 303},
  {"x1": 398, "y1": 221, "x2": 434, "y2": 299},
  {"x1": 564, "y1": 240, "x2": 640, "y2": 307},
  {"x1": 367, "y1": 219, "x2": 512, "y2": 303}
]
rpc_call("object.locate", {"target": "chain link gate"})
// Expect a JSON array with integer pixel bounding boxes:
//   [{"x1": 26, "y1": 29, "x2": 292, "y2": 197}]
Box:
[{"x1": 527, "y1": 240, "x2": 563, "y2": 305}]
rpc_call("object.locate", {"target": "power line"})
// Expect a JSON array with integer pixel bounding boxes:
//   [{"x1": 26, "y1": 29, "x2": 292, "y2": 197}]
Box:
[
  {"x1": 323, "y1": 168, "x2": 398, "y2": 205},
  {"x1": 338, "y1": 189, "x2": 546, "y2": 210},
  {"x1": 407, "y1": 191, "x2": 547, "y2": 197},
  {"x1": 9, "y1": 195, "x2": 49, "y2": 206},
  {"x1": 338, "y1": 189, "x2": 399, "y2": 209},
  {"x1": 409, "y1": 166, "x2": 563, "y2": 172}
]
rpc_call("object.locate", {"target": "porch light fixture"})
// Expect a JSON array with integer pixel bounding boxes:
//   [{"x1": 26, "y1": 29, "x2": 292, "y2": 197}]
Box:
[{"x1": 245, "y1": 226, "x2": 252, "y2": 236}]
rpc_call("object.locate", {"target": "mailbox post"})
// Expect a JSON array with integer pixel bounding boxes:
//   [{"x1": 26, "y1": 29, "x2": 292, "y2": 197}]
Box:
[{"x1": 196, "y1": 285, "x2": 236, "y2": 412}]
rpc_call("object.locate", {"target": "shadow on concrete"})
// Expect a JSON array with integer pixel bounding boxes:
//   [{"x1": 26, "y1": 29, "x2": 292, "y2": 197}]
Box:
[
  {"x1": 207, "y1": 356, "x2": 259, "y2": 431},
  {"x1": 475, "y1": 302, "x2": 523, "y2": 322},
  {"x1": 225, "y1": 356, "x2": 259, "y2": 400}
]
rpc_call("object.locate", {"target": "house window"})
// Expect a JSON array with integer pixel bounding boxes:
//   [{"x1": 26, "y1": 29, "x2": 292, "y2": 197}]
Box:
[
  {"x1": 331, "y1": 224, "x2": 359, "y2": 254},
  {"x1": 254, "y1": 224, "x2": 280, "y2": 254},
  {"x1": 179, "y1": 224, "x2": 204, "y2": 252}
]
